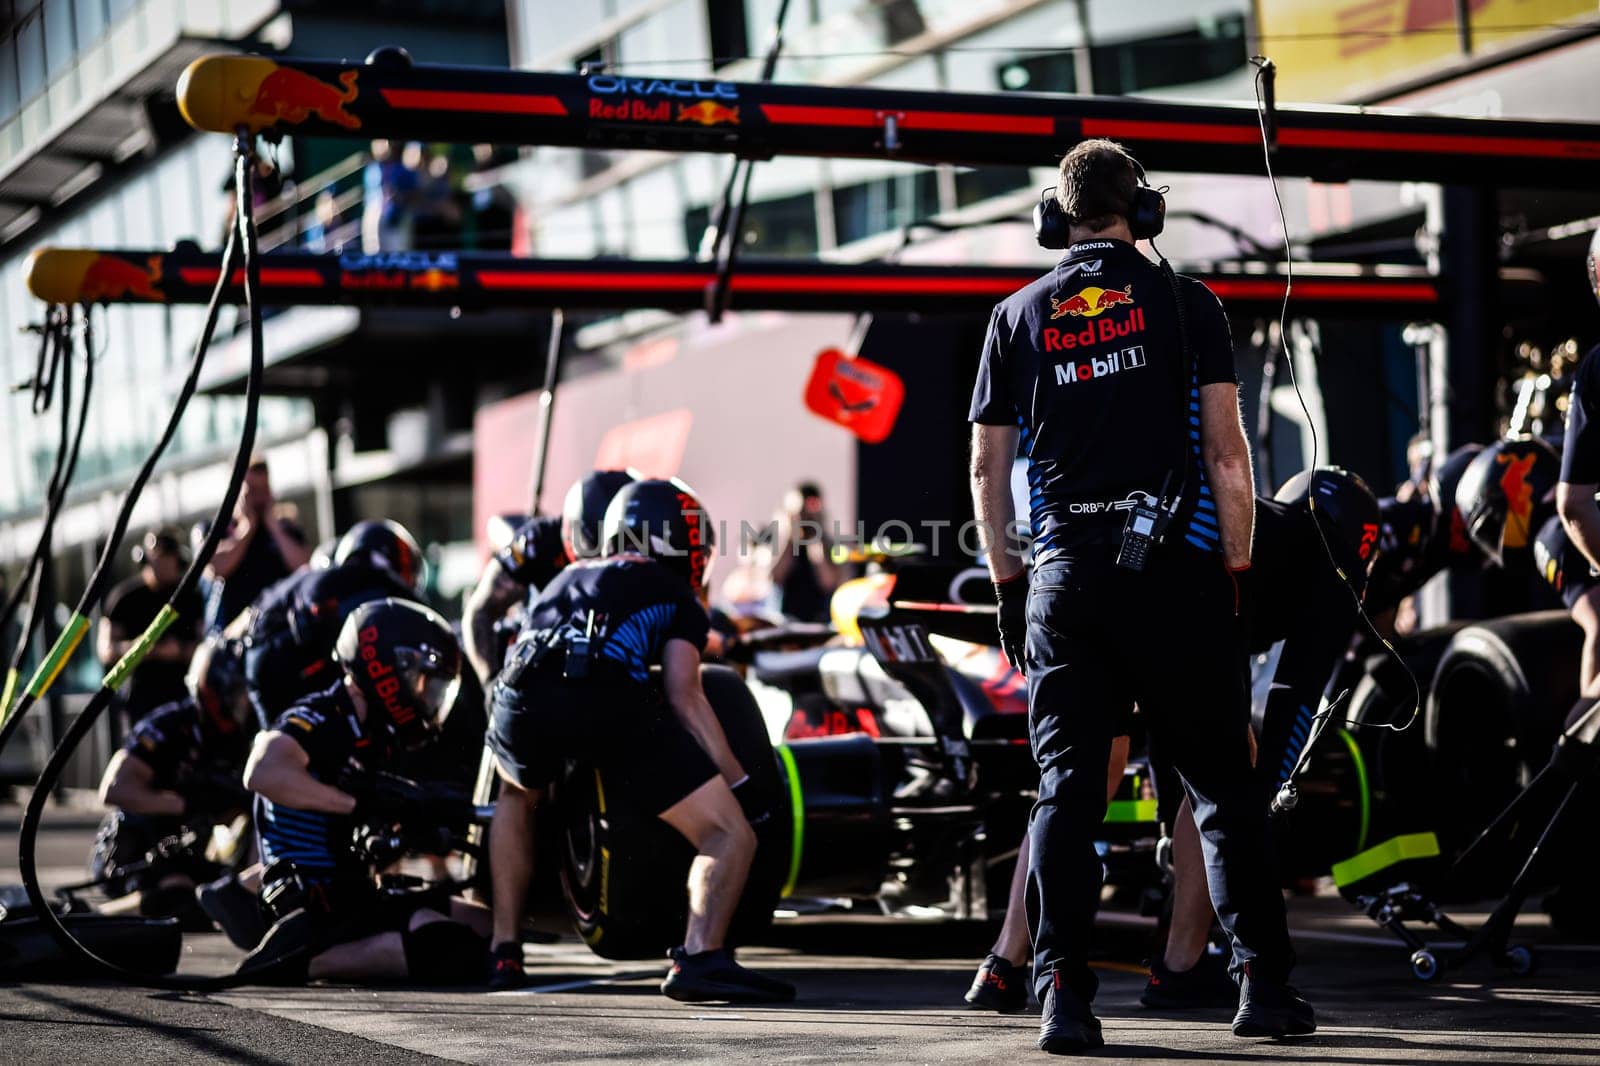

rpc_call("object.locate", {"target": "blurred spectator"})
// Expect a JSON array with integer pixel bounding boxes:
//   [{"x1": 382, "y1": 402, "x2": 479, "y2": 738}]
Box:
[
  {"x1": 200, "y1": 457, "x2": 310, "y2": 633},
  {"x1": 769, "y1": 481, "x2": 843, "y2": 622},
  {"x1": 220, "y1": 157, "x2": 284, "y2": 246},
  {"x1": 362, "y1": 140, "x2": 420, "y2": 251},
  {"x1": 411, "y1": 143, "x2": 462, "y2": 249},
  {"x1": 304, "y1": 190, "x2": 340, "y2": 253},
  {"x1": 97, "y1": 529, "x2": 203, "y2": 728},
  {"x1": 466, "y1": 144, "x2": 517, "y2": 252}
]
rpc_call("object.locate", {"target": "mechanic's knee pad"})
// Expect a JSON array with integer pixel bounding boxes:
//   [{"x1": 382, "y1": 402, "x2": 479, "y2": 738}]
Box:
[{"x1": 401, "y1": 919, "x2": 486, "y2": 985}]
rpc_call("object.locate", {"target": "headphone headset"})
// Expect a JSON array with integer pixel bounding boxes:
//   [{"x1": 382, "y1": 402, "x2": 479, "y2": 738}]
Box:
[{"x1": 1034, "y1": 149, "x2": 1166, "y2": 249}]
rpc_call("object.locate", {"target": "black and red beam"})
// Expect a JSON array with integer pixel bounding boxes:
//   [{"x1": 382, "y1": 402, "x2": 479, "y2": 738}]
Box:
[
  {"x1": 173, "y1": 52, "x2": 1600, "y2": 188},
  {"x1": 25, "y1": 245, "x2": 1539, "y2": 319}
]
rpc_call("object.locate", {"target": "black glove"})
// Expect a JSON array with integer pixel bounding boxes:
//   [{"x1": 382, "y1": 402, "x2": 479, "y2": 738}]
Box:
[
  {"x1": 338, "y1": 770, "x2": 432, "y2": 822},
  {"x1": 182, "y1": 767, "x2": 251, "y2": 819},
  {"x1": 730, "y1": 776, "x2": 771, "y2": 828},
  {"x1": 993, "y1": 570, "x2": 1029, "y2": 673}
]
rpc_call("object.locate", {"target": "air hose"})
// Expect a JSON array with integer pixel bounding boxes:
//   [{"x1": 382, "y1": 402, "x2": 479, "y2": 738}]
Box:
[
  {"x1": 0, "y1": 218, "x2": 241, "y2": 752},
  {"x1": 17, "y1": 131, "x2": 280, "y2": 991},
  {"x1": 0, "y1": 309, "x2": 89, "y2": 718}
]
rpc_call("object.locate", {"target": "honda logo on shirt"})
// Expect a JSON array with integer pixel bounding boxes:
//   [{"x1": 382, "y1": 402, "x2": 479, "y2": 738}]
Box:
[{"x1": 1055, "y1": 346, "x2": 1146, "y2": 385}]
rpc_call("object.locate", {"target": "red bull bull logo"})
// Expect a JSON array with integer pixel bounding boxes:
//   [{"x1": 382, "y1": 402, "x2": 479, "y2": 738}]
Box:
[
  {"x1": 1050, "y1": 284, "x2": 1134, "y2": 319},
  {"x1": 79, "y1": 255, "x2": 163, "y2": 302},
  {"x1": 249, "y1": 67, "x2": 361, "y2": 130},
  {"x1": 1496, "y1": 452, "x2": 1537, "y2": 549},
  {"x1": 678, "y1": 101, "x2": 740, "y2": 126}
]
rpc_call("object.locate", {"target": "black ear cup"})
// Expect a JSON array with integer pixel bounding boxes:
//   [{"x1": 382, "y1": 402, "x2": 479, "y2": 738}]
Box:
[{"x1": 1033, "y1": 189, "x2": 1070, "y2": 249}]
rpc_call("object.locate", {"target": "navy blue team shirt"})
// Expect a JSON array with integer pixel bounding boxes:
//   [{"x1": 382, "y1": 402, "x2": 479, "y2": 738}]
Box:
[{"x1": 968, "y1": 238, "x2": 1238, "y2": 562}]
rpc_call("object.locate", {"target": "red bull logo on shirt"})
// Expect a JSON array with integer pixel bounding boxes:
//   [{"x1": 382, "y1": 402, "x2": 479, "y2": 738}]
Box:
[
  {"x1": 1041, "y1": 306, "x2": 1146, "y2": 352},
  {"x1": 1050, "y1": 284, "x2": 1134, "y2": 319}
]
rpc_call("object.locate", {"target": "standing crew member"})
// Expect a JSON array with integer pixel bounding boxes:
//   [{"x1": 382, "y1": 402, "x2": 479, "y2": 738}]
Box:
[
  {"x1": 201, "y1": 456, "x2": 311, "y2": 634},
  {"x1": 98, "y1": 529, "x2": 203, "y2": 730},
  {"x1": 1542, "y1": 230, "x2": 1600, "y2": 724},
  {"x1": 484, "y1": 479, "x2": 791, "y2": 1003},
  {"x1": 968, "y1": 139, "x2": 1311, "y2": 1052}
]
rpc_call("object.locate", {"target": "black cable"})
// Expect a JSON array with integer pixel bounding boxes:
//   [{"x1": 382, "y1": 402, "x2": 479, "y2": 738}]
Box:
[
  {"x1": 1, "y1": 310, "x2": 90, "y2": 720},
  {"x1": 18, "y1": 132, "x2": 275, "y2": 991},
  {"x1": 0, "y1": 224, "x2": 242, "y2": 754},
  {"x1": 1245, "y1": 56, "x2": 1423, "y2": 813}
]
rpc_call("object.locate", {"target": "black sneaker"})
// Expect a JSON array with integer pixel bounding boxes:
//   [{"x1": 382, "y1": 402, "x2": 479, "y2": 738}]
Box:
[
  {"x1": 1231, "y1": 964, "x2": 1316, "y2": 1038},
  {"x1": 661, "y1": 946, "x2": 796, "y2": 1004},
  {"x1": 965, "y1": 953, "x2": 1028, "y2": 1013},
  {"x1": 1038, "y1": 971, "x2": 1104, "y2": 1055},
  {"x1": 237, "y1": 909, "x2": 316, "y2": 986},
  {"x1": 197, "y1": 875, "x2": 267, "y2": 950},
  {"x1": 1140, "y1": 953, "x2": 1238, "y2": 1010},
  {"x1": 488, "y1": 941, "x2": 527, "y2": 990}
]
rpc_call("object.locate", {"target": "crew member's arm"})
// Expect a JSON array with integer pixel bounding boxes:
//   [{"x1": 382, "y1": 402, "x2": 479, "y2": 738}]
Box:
[
  {"x1": 97, "y1": 616, "x2": 132, "y2": 665},
  {"x1": 463, "y1": 559, "x2": 524, "y2": 684},
  {"x1": 205, "y1": 515, "x2": 256, "y2": 580},
  {"x1": 243, "y1": 731, "x2": 358, "y2": 814},
  {"x1": 98, "y1": 750, "x2": 185, "y2": 817},
  {"x1": 1558, "y1": 482, "x2": 1600, "y2": 573},
  {"x1": 1200, "y1": 383, "x2": 1256, "y2": 569},
  {"x1": 971, "y1": 423, "x2": 1023, "y2": 581},
  {"x1": 968, "y1": 305, "x2": 1024, "y2": 581},
  {"x1": 1558, "y1": 352, "x2": 1600, "y2": 572},
  {"x1": 265, "y1": 514, "x2": 312, "y2": 572},
  {"x1": 662, "y1": 639, "x2": 746, "y2": 785}
]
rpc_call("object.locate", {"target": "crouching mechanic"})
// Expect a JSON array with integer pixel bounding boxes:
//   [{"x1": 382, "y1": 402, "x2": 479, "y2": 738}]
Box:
[
  {"x1": 243, "y1": 519, "x2": 425, "y2": 728},
  {"x1": 485, "y1": 478, "x2": 792, "y2": 1003},
  {"x1": 93, "y1": 635, "x2": 256, "y2": 919},
  {"x1": 240, "y1": 599, "x2": 490, "y2": 984},
  {"x1": 463, "y1": 470, "x2": 635, "y2": 685}
]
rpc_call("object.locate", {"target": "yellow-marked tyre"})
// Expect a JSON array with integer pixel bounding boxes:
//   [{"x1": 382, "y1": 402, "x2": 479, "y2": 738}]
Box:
[{"x1": 556, "y1": 665, "x2": 792, "y2": 959}]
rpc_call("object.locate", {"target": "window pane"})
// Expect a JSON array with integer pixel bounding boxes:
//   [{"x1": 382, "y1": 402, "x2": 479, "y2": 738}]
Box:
[
  {"x1": 73, "y1": 0, "x2": 106, "y2": 47},
  {"x1": 44, "y1": 0, "x2": 75, "y2": 77},
  {"x1": 17, "y1": 16, "x2": 46, "y2": 101}
]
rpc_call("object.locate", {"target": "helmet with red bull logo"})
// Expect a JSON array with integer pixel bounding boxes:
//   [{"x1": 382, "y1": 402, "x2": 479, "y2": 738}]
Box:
[
  {"x1": 1273, "y1": 467, "x2": 1382, "y2": 585},
  {"x1": 600, "y1": 478, "x2": 716, "y2": 592},
  {"x1": 334, "y1": 519, "x2": 423, "y2": 591},
  {"x1": 333, "y1": 599, "x2": 461, "y2": 751},
  {"x1": 1454, "y1": 438, "x2": 1560, "y2": 567}
]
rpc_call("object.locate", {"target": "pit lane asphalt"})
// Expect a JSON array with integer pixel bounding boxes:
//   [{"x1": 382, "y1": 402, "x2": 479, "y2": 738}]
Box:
[{"x1": 5, "y1": 806, "x2": 1598, "y2": 1065}]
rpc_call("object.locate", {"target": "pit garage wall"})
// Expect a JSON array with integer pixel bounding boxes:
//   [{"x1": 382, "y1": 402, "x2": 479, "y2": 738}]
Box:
[{"x1": 473, "y1": 312, "x2": 860, "y2": 584}]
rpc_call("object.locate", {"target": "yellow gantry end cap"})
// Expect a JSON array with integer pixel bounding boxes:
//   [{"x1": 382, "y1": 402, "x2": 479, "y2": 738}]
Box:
[
  {"x1": 177, "y1": 54, "x2": 283, "y2": 133},
  {"x1": 26, "y1": 249, "x2": 165, "y2": 304},
  {"x1": 27, "y1": 249, "x2": 99, "y2": 303}
]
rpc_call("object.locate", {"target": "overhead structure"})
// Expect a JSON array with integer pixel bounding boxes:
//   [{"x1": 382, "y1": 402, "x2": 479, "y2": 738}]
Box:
[
  {"x1": 174, "y1": 52, "x2": 1600, "y2": 188},
  {"x1": 25, "y1": 245, "x2": 1544, "y2": 319}
]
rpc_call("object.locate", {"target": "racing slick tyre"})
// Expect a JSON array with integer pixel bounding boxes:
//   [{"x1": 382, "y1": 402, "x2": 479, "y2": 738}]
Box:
[
  {"x1": 557, "y1": 665, "x2": 793, "y2": 959},
  {"x1": 1424, "y1": 612, "x2": 1580, "y2": 867}
]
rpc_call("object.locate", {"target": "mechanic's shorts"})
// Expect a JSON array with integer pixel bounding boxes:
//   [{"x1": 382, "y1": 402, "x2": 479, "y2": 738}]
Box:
[
  {"x1": 1536, "y1": 514, "x2": 1599, "y2": 610},
  {"x1": 487, "y1": 668, "x2": 717, "y2": 814}
]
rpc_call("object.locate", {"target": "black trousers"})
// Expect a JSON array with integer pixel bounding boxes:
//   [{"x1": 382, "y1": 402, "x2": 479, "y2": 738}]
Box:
[{"x1": 1024, "y1": 543, "x2": 1295, "y2": 1001}]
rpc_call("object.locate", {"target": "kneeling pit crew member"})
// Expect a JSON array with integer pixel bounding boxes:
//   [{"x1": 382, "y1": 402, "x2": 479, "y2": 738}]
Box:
[
  {"x1": 463, "y1": 469, "x2": 636, "y2": 685},
  {"x1": 485, "y1": 478, "x2": 793, "y2": 1004},
  {"x1": 242, "y1": 519, "x2": 425, "y2": 729},
  {"x1": 93, "y1": 635, "x2": 256, "y2": 918},
  {"x1": 241, "y1": 599, "x2": 489, "y2": 984},
  {"x1": 969, "y1": 138, "x2": 1310, "y2": 1053}
]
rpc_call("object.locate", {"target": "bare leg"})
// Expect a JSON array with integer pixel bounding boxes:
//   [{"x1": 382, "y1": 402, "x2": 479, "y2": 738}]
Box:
[
  {"x1": 308, "y1": 909, "x2": 452, "y2": 982},
  {"x1": 1574, "y1": 589, "x2": 1600, "y2": 697},
  {"x1": 450, "y1": 895, "x2": 493, "y2": 938},
  {"x1": 993, "y1": 734, "x2": 1132, "y2": 966},
  {"x1": 1162, "y1": 796, "x2": 1212, "y2": 972},
  {"x1": 489, "y1": 764, "x2": 542, "y2": 951},
  {"x1": 657, "y1": 776, "x2": 755, "y2": 954}
]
